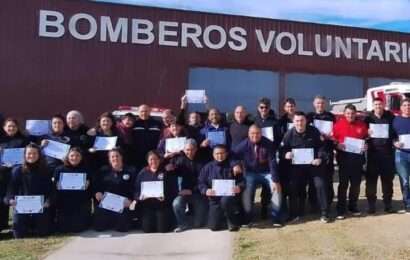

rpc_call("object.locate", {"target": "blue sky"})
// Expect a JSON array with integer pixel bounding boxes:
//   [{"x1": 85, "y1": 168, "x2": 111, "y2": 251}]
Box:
[{"x1": 94, "y1": 0, "x2": 410, "y2": 33}]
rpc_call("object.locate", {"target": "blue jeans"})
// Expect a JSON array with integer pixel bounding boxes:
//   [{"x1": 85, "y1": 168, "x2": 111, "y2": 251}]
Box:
[
  {"x1": 242, "y1": 171, "x2": 282, "y2": 223},
  {"x1": 395, "y1": 150, "x2": 410, "y2": 208},
  {"x1": 172, "y1": 193, "x2": 208, "y2": 228}
]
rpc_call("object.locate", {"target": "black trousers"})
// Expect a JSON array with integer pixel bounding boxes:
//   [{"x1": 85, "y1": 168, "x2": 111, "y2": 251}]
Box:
[
  {"x1": 289, "y1": 165, "x2": 328, "y2": 218},
  {"x1": 56, "y1": 204, "x2": 91, "y2": 233},
  {"x1": 208, "y1": 196, "x2": 241, "y2": 231},
  {"x1": 13, "y1": 209, "x2": 51, "y2": 238},
  {"x1": 366, "y1": 150, "x2": 395, "y2": 206},
  {"x1": 0, "y1": 201, "x2": 9, "y2": 231},
  {"x1": 140, "y1": 199, "x2": 170, "y2": 233},
  {"x1": 93, "y1": 207, "x2": 132, "y2": 232},
  {"x1": 336, "y1": 151, "x2": 364, "y2": 214}
]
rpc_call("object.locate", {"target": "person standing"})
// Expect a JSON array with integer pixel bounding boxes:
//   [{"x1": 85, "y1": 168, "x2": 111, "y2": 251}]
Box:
[
  {"x1": 333, "y1": 104, "x2": 368, "y2": 219},
  {"x1": 365, "y1": 98, "x2": 396, "y2": 214},
  {"x1": 229, "y1": 106, "x2": 253, "y2": 149},
  {"x1": 393, "y1": 98, "x2": 410, "y2": 213}
]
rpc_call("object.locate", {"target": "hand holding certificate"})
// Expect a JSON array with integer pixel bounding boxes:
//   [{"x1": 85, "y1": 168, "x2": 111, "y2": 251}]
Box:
[
  {"x1": 399, "y1": 134, "x2": 410, "y2": 149},
  {"x1": 313, "y1": 120, "x2": 333, "y2": 135},
  {"x1": 1, "y1": 148, "x2": 24, "y2": 166},
  {"x1": 207, "y1": 131, "x2": 226, "y2": 147},
  {"x1": 292, "y1": 148, "x2": 314, "y2": 165},
  {"x1": 99, "y1": 192, "x2": 126, "y2": 213},
  {"x1": 26, "y1": 120, "x2": 51, "y2": 136},
  {"x1": 58, "y1": 173, "x2": 87, "y2": 190},
  {"x1": 15, "y1": 195, "x2": 44, "y2": 214},
  {"x1": 140, "y1": 181, "x2": 164, "y2": 199},
  {"x1": 344, "y1": 137, "x2": 365, "y2": 154},
  {"x1": 43, "y1": 140, "x2": 70, "y2": 160},
  {"x1": 212, "y1": 179, "x2": 235, "y2": 196},
  {"x1": 186, "y1": 90, "x2": 206, "y2": 104},
  {"x1": 369, "y1": 124, "x2": 389, "y2": 139},
  {"x1": 93, "y1": 136, "x2": 118, "y2": 151},
  {"x1": 261, "y1": 127, "x2": 274, "y2": 141},
  {"x1": 165, "y1": 137, "x2": 186, "y2": 153}
]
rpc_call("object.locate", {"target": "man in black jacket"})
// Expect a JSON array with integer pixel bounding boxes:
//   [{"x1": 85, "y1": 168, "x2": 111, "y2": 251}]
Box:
[
  {"x1": 229, "y1": 105, "x2": 253, "y2": 149},
  {"x1": 281, "y1": 112, "x2": 329, "y2": 223},
  {"x1": 365, "y1": 98, "x2": 396, "y2": 213}
]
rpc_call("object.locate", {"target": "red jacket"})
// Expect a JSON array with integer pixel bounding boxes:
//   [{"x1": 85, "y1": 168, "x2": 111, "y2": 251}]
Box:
[{"x1": 333, "y1": 117, "x2": 368, "y2": 144}]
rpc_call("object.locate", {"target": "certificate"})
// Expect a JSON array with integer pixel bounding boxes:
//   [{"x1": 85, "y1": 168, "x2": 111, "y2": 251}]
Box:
[
  {"x1": 207, "y1": 131, "x2": 226, "y2": 146},
  {"x1": 43, "y1": 140, "x2": 70, "y2": 160},
  {"x1": 58, "y1": 172, "x2": 87, "y2": 190},
  {"x1": 165, "y1": 137, "x2": 186, "y2": 153},
  {"x1": 399, "y1": 134, "x2": 410, "y2": 149},
  {"x1": 186, "y1": 90, "x2": 206, "y2": 104},
  {"x1": 1, "y1": 148, "x2": 24, "y2": 166},
  {"x1": 25, "y1": 120, "x2": 50, "y2": 136},
  {"x1": 369, "y1": 124, "x2": 389, "y2": 139},
  {"x1": 287, "y1": 123, "x2": 294, "y2": 130},
  {"x1": 99, "y1": 192, "x2": 126, "y2": 213},
  {"x1": 313, "y1": 120, "x2": 333, "y2": 135},
  {"x1": 292, "y1": 148, "x2": 314, "y2": 165},
  {"x1": 261, "y1": 127, "x2": 274, "y2": 141},
  {"x1": 15, "y1": 195, "x2": 44, "y2": 214},
  {"x1": 212, "y1": 179, "x2": 235, "y2": 196},
  {"x1": 140, "y1": 181, "x2": 164, "y2": 199},
  {"x1": 344, "y1": 137, "x2": 365, "y2": 154},
  {"x1": 93, "y1": 136, "x2": 118, "y2": 151}
]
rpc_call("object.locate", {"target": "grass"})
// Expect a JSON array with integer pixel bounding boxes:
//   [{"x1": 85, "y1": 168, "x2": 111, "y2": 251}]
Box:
[
  {"x1": 234, "y1": 177, "x2": 410, "y2": 260},
  {"x1": 0, "y1": 233, "x2": 68, "y2": 260}
]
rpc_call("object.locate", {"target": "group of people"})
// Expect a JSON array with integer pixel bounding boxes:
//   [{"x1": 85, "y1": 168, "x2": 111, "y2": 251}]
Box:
[{"x1": 0, "y1": 93, "x2": 410, "y2": 239}]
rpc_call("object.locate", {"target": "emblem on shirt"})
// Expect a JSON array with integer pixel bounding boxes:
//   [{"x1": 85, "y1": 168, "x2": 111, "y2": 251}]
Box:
[
  {"x1": 122, "y1": 174, "x2": 130, "y2": 181},
  {"x1": 158, "y1": 173, "x2": 164, "y2": 180}
]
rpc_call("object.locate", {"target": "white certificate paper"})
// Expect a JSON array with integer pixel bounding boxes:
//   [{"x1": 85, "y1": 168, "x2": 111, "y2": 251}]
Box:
[
  {"x1": 261, "y1": 127, "x2": 274, "y2": 141},
  {"x1": 313, "y1": 120, "x2": 333, "y2": 135},
  {"x1": 212, "y1": 179, "x2": 235, "y2": 196},
  {"x1": 207, "y1": 131, "x2": 226, "y2": 146},
  {"x1": 94, "y1": 136, "x2": 118, "y2": 151},
  {"x1": 165, "y1": 137, "x2": 186, "y2": 153},
  {"x1": 1, "y1": 148, "x2": 25, "y2": 166},
  {"x1": 186, "y1": 90, "x2": 206, "y2": 104},
  {"x1": 369, "y1": 124, "x2": 389, "y2": 139},
  {"x1": 99, "y1": 192, "x2": 126, "y2": 213},
  {"x1": 292, "y1": 148, "x2": 314, "y2": 165},
  {"x1": 15, "y1": 195, "x2": 44, "y2": 214},
  {"x1": 25, "y1": 120, "x2": 51, "y2": 136},
  {"x1": 59, "y1": 172, "x2": 87, "y2": 190},
  {"x1": 141, "y1": 181, "x2": 164, "y2": 199},
  {"x1": 399, "y1": 134, "x2": 410, "y2": 149},
  {"x1": 43, "y1": 140, "x2": 70, "y2": 160},
  {"x1": 344, "y1": 137, "x2": 365, "y2": 154}
]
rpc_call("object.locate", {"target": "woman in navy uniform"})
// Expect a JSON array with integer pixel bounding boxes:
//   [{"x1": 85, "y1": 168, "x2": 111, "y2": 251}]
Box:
[
  {"x1": 87, "y1": 112, "x2": 121, "y2": 171},
  {"x1": 198, "y1": 145, "x2": 244, "y2": 231},
  {"x1": 64, "y1": 110, "x2": 89, "y2": 150},
  {"x1": 7, "y1": 143, "x2": 52, "y2": 238},
  {"x1": 0, "y1": 118, "x2": 29, "y2": 232},
  {"x1": 134, "y1": 150, "x2": 174, "y2": 233},
  {"x1": 40, "y1": 114, "x2": 71, "y2": 173},
  {"x1": 93, "y1": 148, "x2": 136, "y2": 232},
  {"x1": 53, "y1": 147, "x2": 92, "y2": 233}
]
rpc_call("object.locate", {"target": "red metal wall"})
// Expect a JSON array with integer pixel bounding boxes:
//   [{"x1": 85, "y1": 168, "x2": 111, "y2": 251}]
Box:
[{"x1": 1, "y1": 0, "x2": 410, "y2": 122}]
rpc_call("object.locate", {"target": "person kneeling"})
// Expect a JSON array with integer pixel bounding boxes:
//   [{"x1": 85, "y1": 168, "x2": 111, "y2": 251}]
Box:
[{"x1": 198, "y1": 145, "x2": 244, "y2": 232}]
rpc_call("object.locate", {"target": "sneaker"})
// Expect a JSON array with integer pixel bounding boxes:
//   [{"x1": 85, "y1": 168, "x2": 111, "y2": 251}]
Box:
[
  {"x1": 241, "y1": 223, "x2": 253, "y2": 229},
  {"x1": 336, "y1": 214, "x2": 345, "y2": 220},
  {"x1": 320, "y1": 215, "x2": 330, "y2": 223},
  {"x1": 174, "y1": 226, "x2": 188, "y2": 233},
  {"x1": 228, "y1": 225, "x2": 240, "y2": 232},
  {"x1": 384, "y1": 206, "x2": 396, "y2": 214},
  {"x1": 406, "y1": 208, "x2": 410, "y2": 214},
  {"x1": 272, "y1": 221, "x2": 283, "y2": 228},
  {"x1": 287, "y1": 216, "x2": 300, "y2": 224},
  {"x1": 349, "y1": 208, "x2": 361, "y2": 217}
]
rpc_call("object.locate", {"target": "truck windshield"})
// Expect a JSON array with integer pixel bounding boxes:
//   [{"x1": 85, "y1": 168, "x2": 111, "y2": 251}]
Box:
[{"x1": 388, "y1": 95, "x2": 401, "y2": 111}]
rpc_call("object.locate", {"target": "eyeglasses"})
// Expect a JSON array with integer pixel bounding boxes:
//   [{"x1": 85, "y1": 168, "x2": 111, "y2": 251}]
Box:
[{"x1": 259, "y1": 106, "x2": 268, "y2": 110}]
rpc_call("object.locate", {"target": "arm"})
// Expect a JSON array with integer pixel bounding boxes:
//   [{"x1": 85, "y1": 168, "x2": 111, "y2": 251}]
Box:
[{"x1": 197, "y1": 166, "x2": 210, "y2": 196}]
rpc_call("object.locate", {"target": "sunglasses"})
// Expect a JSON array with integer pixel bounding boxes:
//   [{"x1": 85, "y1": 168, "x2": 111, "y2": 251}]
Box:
[{"x1": 259, "y1": 106, "x2": 269, "y2": 110}]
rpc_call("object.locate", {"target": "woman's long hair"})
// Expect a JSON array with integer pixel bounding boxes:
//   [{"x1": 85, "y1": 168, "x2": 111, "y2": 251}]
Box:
[
  {"x1": 63, "y1": 147, "x2": 84, "y2": 168},
  {"x1": 22, "y1": 143, "x2": 48, "y2": 174},
  {"x1": 2, "y1": 117, "x2": 25, "y2": 138},
  {"x1": 95, "y1": 112, "x2": 117, "y2": 135}
]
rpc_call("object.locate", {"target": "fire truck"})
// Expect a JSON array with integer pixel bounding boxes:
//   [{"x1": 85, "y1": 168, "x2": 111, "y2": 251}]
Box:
[{"x1": 330, "y1": 82, "x2": 410, "y2": 116}]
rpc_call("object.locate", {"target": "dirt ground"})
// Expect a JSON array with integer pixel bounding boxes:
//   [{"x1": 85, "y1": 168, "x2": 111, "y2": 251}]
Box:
[{"x1": 234, "y1": 176, "x2": 410, "y2": 260}]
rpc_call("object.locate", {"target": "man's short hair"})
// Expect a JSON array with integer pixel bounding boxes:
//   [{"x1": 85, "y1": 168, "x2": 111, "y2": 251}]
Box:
[
  {"x1": 401, "y1": 98, "x2": 410, "y2": 105},
  {"x1": 314, "y1": 95, "x2": 327, "y2": 101},
  {"x1": 344, "y1": 104, "x2": 357, "y2": 111},
  {"x1": 258, "y1": 97, "x2": 271, "y2": 107},
  {"x1": 373, "y1": 97, "x2": 384, "y2": 103},
  {"x1": 294, "y1": 111, "x2": 306, "y2": 117}
]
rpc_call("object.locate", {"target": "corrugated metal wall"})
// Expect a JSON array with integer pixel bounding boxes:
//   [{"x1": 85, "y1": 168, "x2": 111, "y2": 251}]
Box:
[{"x1": 1, "y1": 0, "x2": 410, "y2": 122}]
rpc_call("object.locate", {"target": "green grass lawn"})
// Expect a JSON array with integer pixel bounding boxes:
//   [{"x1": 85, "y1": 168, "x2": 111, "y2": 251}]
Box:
[{"x1": 0, "y1": 233, "x2": 68, "y2": 260}]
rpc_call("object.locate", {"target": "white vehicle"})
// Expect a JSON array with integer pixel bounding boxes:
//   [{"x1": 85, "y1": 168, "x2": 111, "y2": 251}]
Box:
[{"x1": 112, "y1": 105, "x2": 167, "y2": 121}]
